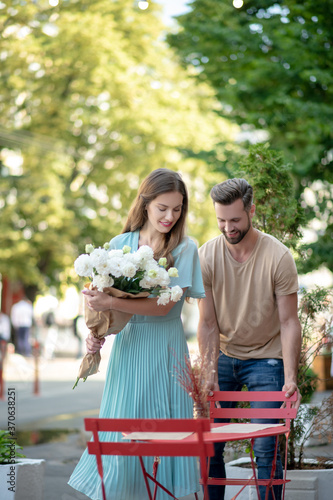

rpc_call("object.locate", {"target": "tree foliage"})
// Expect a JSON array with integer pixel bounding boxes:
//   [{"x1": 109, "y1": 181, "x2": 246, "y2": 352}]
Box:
[
  {"x1": 0, "y1": 0, "x2": 229, "y2": 298},
  {"x1": 229, "y1": 142, "x2": 304, "y2": 251},
  {"x1": 168, "y1": 0, "x2": 333, "y2": 273}
]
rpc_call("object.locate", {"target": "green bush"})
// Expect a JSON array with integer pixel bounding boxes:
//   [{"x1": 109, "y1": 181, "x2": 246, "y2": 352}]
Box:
[{"x1": 0, "y1": 430, "x2": 25, "y2": 465}]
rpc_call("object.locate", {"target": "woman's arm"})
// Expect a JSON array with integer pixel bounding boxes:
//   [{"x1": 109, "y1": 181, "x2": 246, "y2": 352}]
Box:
[{"x1": 82, "y1": 287, "x2": 187, "y2": 317}]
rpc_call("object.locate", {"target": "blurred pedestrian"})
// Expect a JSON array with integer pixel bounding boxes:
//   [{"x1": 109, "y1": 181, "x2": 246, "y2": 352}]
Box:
[
  {"x1": 72, "y1": 315, "x2": 84, "y2": 358},
  {"x1": 10, "y1": 297, "x2": 34, "y2": 356},
  {"x1": 0, "y1": 311, "x2": 11, "y2": 364},
  {"x1": 0, "y1": 311, "x2": 11, "y2": 343}
]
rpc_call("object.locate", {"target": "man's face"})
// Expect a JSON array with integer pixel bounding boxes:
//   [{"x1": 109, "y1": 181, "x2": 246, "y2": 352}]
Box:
[{"x1": 214, "y1": 199, "x2": 255, "y2": 245}]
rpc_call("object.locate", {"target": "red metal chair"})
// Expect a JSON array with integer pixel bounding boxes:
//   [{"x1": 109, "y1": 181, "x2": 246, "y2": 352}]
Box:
[
  {"x1": 205, "y1": 391, "x2": 298, "y2": 500},
  {"x1": 84, "y1": 417, "x2": 215, "y2": 500}
]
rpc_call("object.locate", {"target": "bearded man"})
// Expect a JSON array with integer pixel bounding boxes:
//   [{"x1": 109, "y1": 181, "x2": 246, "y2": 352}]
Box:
[{"x1": 198, "y1": 178, "x2": 301, "y2": 500}]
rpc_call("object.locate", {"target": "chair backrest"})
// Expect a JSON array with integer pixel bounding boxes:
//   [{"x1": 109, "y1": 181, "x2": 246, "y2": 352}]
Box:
[
  {"x1": 85, "y1": 418, "x2": 215, "y2": 499},
  {"x1": 208, "y1": 391, "x2": 298, "y2": 428},
  {"x1": 85, "y1": 417, "x2": 214, "y2": 458}
]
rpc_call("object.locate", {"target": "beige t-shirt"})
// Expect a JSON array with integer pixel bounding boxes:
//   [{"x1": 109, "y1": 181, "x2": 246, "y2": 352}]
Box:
[{"x1": 198, "y1": 231, "x2": 299, "y2": 360}]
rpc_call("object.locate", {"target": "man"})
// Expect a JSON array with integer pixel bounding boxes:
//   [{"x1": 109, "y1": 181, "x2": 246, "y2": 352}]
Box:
[
  {"x1": 10, "y1": 296, "x2": 34, "y2": 356},
  {"x1": 198, "y1": 178, "x2": 301, "y2": 500}
]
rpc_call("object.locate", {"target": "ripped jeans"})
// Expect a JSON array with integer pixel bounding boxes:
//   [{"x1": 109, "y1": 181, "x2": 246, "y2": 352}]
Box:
[{"x1": 208, "y1": 353, "x2": 284, "y2": 500}]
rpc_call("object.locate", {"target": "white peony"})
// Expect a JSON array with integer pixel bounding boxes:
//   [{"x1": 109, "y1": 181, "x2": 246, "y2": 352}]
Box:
[
  {"x1": 121, "y1": 262, "x2": 137, "y2": 278},
  {"x1": 123, "y1": 252, "x2": 139, "y2": 267},
  {"x1": 108, "y1": 249, "x2": 124, "y2": 259},
  {"x1": 136, "y1": 245, "x2": 154, "y2": 262},
  {"x1": 147, "y1": 268, "x2": 159, "y2": 279},
  {"x1": 107, "y1": 256, "x2": 124, "y2": 278},
  {"x1": 170, "y1": 285, "x2": 183, "y2": 302},
  {"x1": 139, "y1": 276, "x2": 155, "y2": 288},
  {"x1": 157, "y1": 290, "x2": 171, "y2": 306},
  {"x1": 144, "y1": 267, "x2": 170, "y2": 287},
  {"x1": 74, "y1": 254, "x2": 93, "y2": 277},
  {"x1": 92, "y1": 274, "x2": 114, "y2": 292},
  {"x1": 90, "y1": 248, "x2": 109, "y2": 275},
  {"x1": 157, "y1": 268, "x2": 171, "y2": 286}
]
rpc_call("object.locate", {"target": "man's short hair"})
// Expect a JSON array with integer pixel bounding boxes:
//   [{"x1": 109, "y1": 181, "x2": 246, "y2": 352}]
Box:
[{"x1": 210, "y1": 178, "x2": 253, "y2": 212}]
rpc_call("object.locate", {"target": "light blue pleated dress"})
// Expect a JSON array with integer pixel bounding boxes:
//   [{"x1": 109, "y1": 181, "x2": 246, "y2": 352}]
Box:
[{"x1": 68, "y1": 231, "x2": 205, "y2": 500}]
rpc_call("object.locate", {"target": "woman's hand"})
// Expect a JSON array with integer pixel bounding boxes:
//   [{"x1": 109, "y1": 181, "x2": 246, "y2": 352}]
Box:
[
  {"x1": 82, "y1": 289, "x2": 113, "y2": 312},
  {"x1": 86, "y1": 333, "x2": 105, "y2": 354}
]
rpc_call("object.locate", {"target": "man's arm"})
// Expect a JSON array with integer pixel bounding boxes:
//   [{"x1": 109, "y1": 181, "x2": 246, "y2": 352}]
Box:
[
  {"x1": 276, "y1": 292, "x2": 302, "y2": 410},
  {"x1": 197, "y1": 289, "x2": 220, "y2": 391}
]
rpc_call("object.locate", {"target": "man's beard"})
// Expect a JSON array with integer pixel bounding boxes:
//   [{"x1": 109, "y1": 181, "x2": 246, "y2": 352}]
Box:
[{"x1": 222, "y1": 216, "x2": 251, "y2": 245}]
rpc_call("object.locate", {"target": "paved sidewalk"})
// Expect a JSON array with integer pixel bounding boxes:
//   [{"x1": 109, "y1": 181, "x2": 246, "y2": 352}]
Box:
[{"x1": 1, "y1": 346, "x2": 332, "y2": 500}]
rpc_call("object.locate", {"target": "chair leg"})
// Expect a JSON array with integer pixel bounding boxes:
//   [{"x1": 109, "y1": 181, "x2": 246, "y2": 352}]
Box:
[
  {"x1": 264, "y1": 435, "x2": 279, "y2": 500},
  {"x1": 249, "y1": 438, "x2": 261, "y2": 500},
  {"x1": 139, "y1": 456, "x2": 154, "y2": 500},
  {"x1": 101, "y1": 480, "x2": 107, "y2": 500}
]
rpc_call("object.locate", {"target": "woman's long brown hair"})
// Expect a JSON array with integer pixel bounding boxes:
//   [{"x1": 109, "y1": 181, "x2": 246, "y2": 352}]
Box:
[{"x1": 122, "y1": 168, "x2": 188, "y2": 266}]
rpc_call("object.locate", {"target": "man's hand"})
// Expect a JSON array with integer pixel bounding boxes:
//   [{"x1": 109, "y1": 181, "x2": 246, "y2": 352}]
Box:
[{"x1": 282, "y1": 382, "x2": 301, "y2": 411}]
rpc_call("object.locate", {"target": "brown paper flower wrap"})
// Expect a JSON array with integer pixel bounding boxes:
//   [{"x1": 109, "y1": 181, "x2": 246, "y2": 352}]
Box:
[{"x1": 73, "y1": 283, "x2": 149, "y2": 388}]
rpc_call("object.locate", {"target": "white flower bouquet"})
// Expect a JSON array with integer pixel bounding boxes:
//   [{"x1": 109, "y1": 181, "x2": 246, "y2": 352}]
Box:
[{"x1": 73, "y1": 243, "x2": 183, "y2": 388}]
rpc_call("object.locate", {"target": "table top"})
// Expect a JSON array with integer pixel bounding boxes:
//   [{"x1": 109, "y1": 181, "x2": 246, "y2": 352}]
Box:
[
  {"x1": 203, "y1": 422, "x2": 289, "y2": 442},
  {"x1": 125, "y1": 422, "x2": 290, "y2": 444}
]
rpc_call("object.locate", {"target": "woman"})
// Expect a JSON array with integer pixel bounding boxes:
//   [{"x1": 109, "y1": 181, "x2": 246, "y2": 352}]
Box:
[{"x1": 68, "y1": 168, "x2": 205, "y2": 499}]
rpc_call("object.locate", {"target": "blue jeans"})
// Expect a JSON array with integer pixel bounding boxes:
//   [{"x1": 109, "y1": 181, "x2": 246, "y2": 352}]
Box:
[
  {"x1": 208, "y1": 353, "x2": 284, "y2": 500},
  {"x1": 16, "y1": 326, "x2": 31, "y2": 356}
]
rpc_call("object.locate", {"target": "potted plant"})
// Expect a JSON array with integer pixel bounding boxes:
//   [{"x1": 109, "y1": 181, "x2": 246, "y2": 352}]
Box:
[{"x1": 0, "y1": 430, "x2": 45, "y2": 500}]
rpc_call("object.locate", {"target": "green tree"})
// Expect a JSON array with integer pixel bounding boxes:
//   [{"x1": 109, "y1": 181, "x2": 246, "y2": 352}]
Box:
[
  {"x1": 168, "y1": 0, "x2": 333, "y2": 273},
  {"x1": 230, "y1": 142, "x2": 304, "y2": 251},
  {"x1": 0, "y1": 0, "x2": 229, "y2": 298}
]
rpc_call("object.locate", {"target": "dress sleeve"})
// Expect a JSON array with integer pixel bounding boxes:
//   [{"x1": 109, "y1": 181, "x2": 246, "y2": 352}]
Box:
[
  {"x1": 108, "y1": 233, "x2": 132, "y2": 250},
  {"x1": 171, "y1": 238, "x2": 205, "y2": 299}
]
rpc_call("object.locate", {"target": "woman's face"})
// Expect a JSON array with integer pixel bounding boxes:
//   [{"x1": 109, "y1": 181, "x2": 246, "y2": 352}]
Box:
[{"x1": 146, "y1": 191, "x2": 183, "y2": 234}]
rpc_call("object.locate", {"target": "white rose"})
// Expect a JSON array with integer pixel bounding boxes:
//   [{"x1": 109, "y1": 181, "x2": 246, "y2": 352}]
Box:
[
  {"x1": 168, "y1": 267, "x2": 179, "y2": 278},
  {"x1": 158, "y1": 257, "x2": 167, "y2": 268},
  {"x1": 85, "y1": 244, "x2": 95, "y2": 254},
  {"x1": 74, "y1": 254, "x2": 93, "y2": 277}
]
